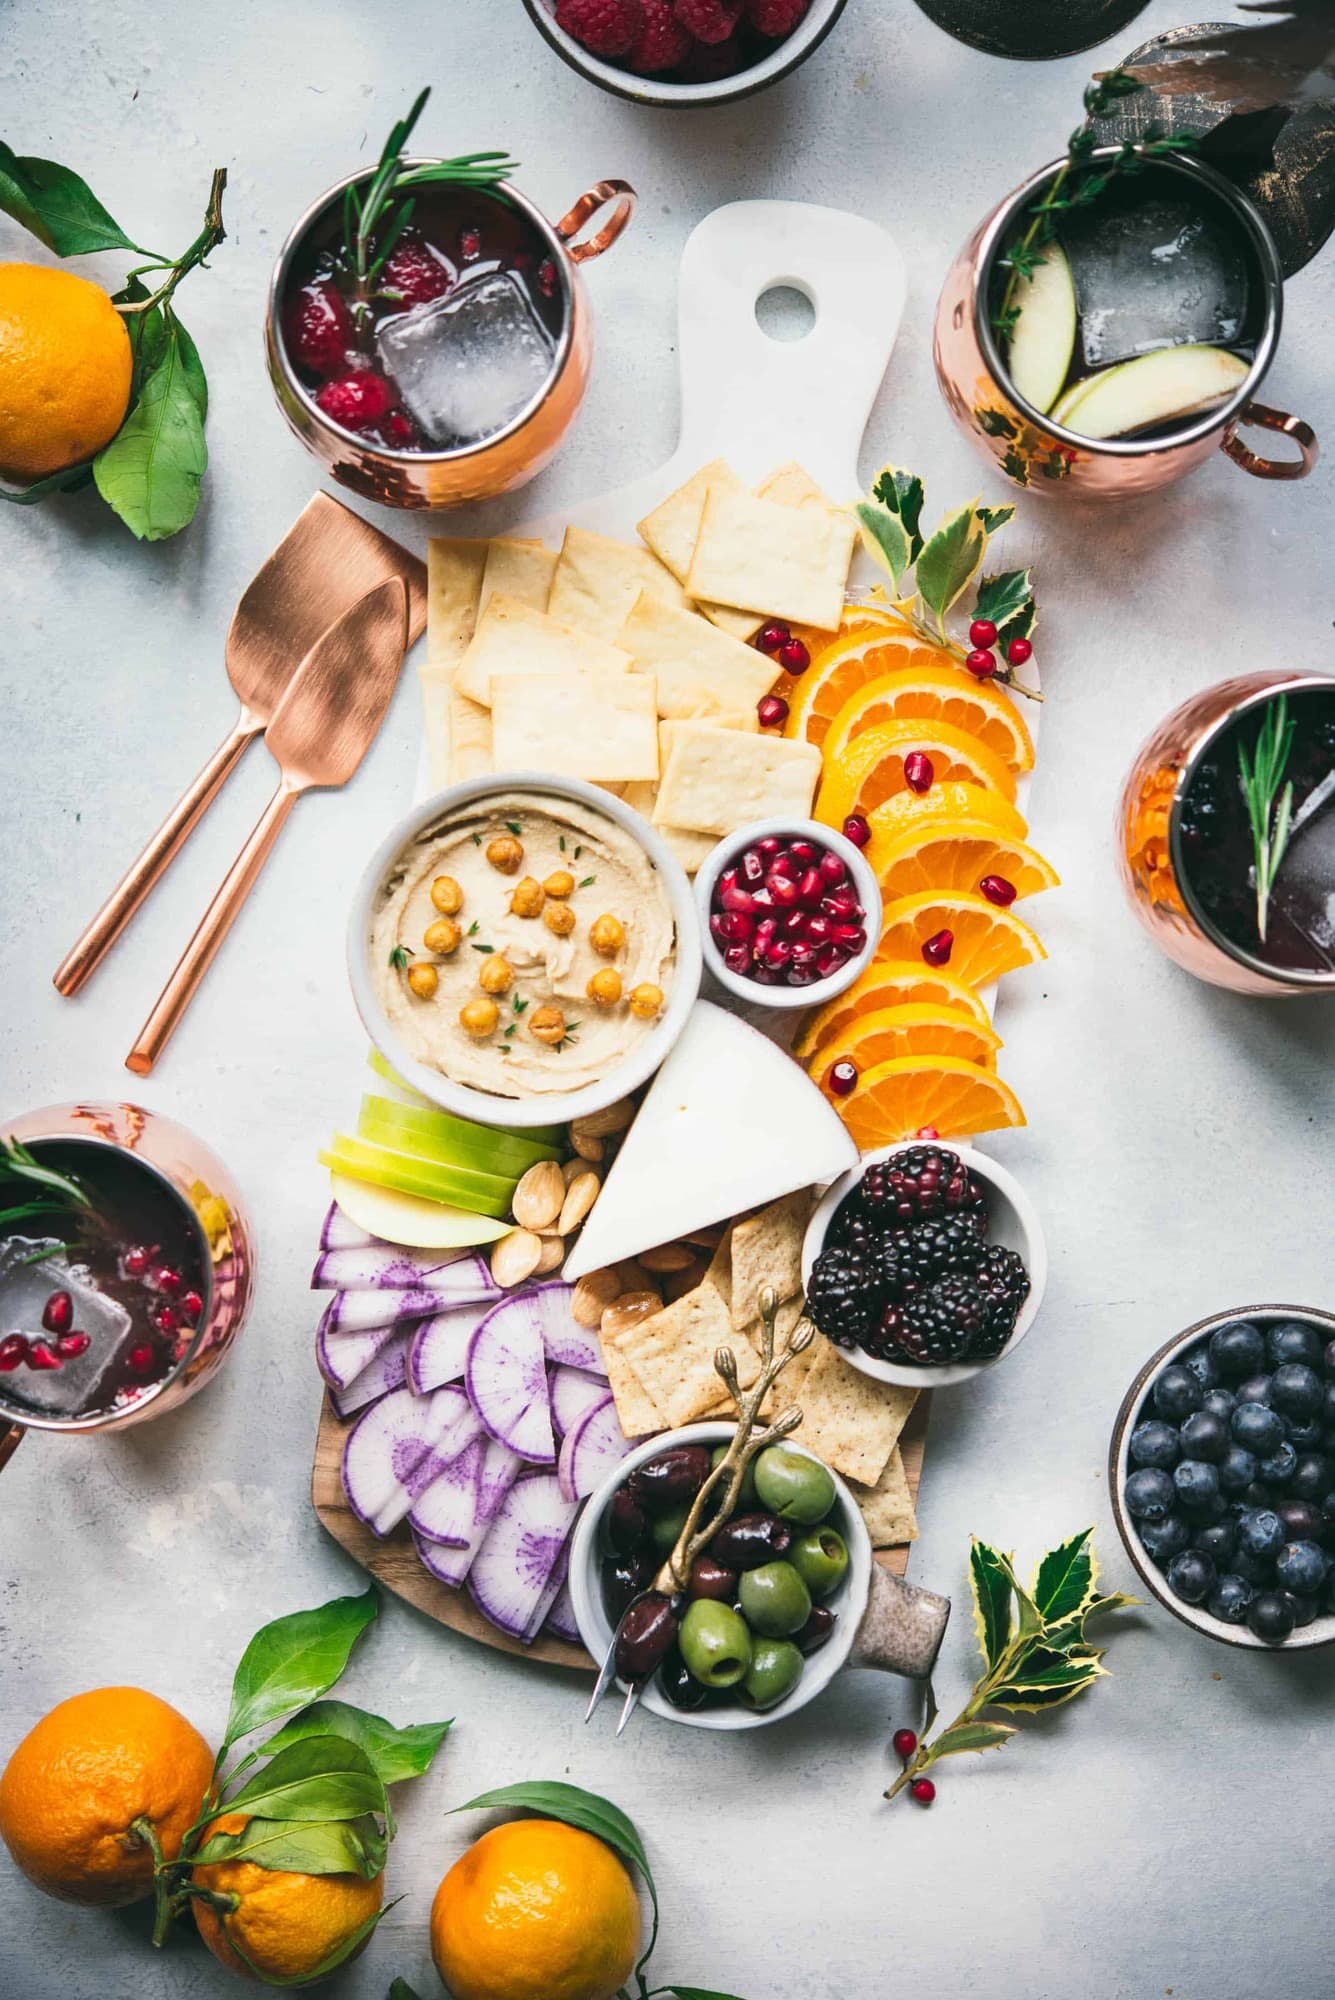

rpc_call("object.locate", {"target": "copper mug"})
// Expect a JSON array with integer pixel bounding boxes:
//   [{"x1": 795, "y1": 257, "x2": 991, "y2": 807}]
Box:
[
  {"x1": 0, "y1": 1101, "x2": 254, "y2": 1471},
  {"x1": 1116, "y1": 670, "x2": 1335, "y2": 995},
  {"x1": 266, "y1": 169, "x2": 635, "y2": 511},
  {"x1": 934, "y1": 148, "x2": 1317, "y2": 499}
]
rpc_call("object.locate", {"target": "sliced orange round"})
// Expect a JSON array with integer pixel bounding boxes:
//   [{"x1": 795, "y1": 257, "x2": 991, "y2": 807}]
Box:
[
  {"x1": 786, "y1": 624, "x2": 958, "y2": 748},
  {"x1": 823, "y1": 665, "x2": 1034, "y2": 775},
  {"x1": 874, "y1": 821, "x2": 1060, "y2": 902},
  {"x1": 877, "y1": 892, "x2": 1047, "y2": 988},
  {"x1": 771, "y1": 607, "x2": 911, "y2": 703},
  {"x1": 812, "y1": 1005, "x2": 1002, "y2": 1097},
  {"x1": 816, "y1": 719, "x2": 1017, "y2": 830},
  {"x1": 833, "y1": 1056, "x2": 1026, "y2": 1149},
  {"x1": 863, "y1": 785, "x2": 1028, "y2": 869},
  {"x1": 792, "y1": 959, "x2": 992, "y2": 1059}
]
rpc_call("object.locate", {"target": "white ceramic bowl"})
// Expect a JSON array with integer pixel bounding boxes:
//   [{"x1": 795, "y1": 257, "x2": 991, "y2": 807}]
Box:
[
  {"x1": 569, "y1": 1421, "x2": 871, "y2": 1731},
  {"x1": 801, "y1": 1141, "x2": 1047, "y2": 1387},
  {"x1": 695, "y1": 817, "x2": 881, "y2": 1013},
  {"x1": 347, "y1": 773, "x2": 703, "y2": 1131},
  {"x1": 522, "y1": 0, "x2": 849, "y2": 108},
  {"x1": 1110, "y1": 1306, "x2": 1335, "y2": 1653}
]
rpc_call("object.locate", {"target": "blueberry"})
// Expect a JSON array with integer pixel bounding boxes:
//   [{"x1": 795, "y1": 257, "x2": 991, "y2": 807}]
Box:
[
  {"x1": 1247, "y1": 1590, "x2": 1296, "y2": 1642},
  {"x1": 1129, "y1": 1420, "x2": 1180, "y2": 1472},
  {"x1": 1325, "y1": 1338, "x2": 1335, "y2": 1376},
  {"x1": 1166, "y1": 1548, "x2": 1215, "y2": 1604},
  {"x1": 1185, "y1": 1351, "x2": 1216, "y2": 1390},
  {"x1": 1209, "y1": 1320, "x2": 1266, "y2": 1381},
  {"x1": 1179, "y1": 1411, "x2": 1229, "y2": 1464},
  {"x1": 1284, "y1": 1591, "x2": 1320, "y2": 1628},
  {"x1": 1268, "y1": 1321, "x2": 1324, "y2": 1370},
  {"x1": 1208, "y1": 1574, "x2": 1253, "y2": 1624},
  {"x1": 1323, "y1": 1385, "x2": 1335, "y2": 1425},
  {"x1": 1138, "y1": 1513, "x2": 1191, "y2": 1564},
  {"x1": 1125, "y1": 1468, "x2": 1176, "y2": 1522},
  {"x1": 1243, "y1": 1480, "x2": 1276, "y2": 1508},
  {"x1": 1197, "y1": 1520, "x2": 1237, "y2": 1567},
  {"x1": 1231, "y1": 1402, "x2": 1284, "y2": 1455},
  {"x1": 1203, "y1": 1387, "x2": 1237, "y2": 1422},
  {"x1": 1233, "y1": 1547, "x2": 1276, "y2": 1587},
  {"x1": 1275, "y1": 1497, "x2": 1325, "y2": 1542},
  {"x1": 1272, "y1": 1363, "x2": 1324, "y2": 1420},
  {"x1": 1218, "y1": 1446, "x2": 1259, "y2": 1496},
  {"x1": 1174, "y1": 1460, "x2": 1221, "y2": 1511},
  {"x1": 1275, "y1": 1539, "x2": 1329, "y2": 1596},
  {"x1": 1235, "y1": 1374, "x2": 1274, "y2": 1408},
  {"x1": 1259, "y1": 1442, "x2": 1298, "y2": 1487},
  {"x1": 1154, "y1": 1365, "x2": 1204, "y2": 1423},
  {"x1": 1285, "y1": 1416, "x2": 1325, "y2": 1449},
  {"x1": 1238, "y1": 1508, "x2": 1285, "y2": 1559},
  {"x1": 1291, "y1": 1453, "x2": 1330, "y2": 1502}
]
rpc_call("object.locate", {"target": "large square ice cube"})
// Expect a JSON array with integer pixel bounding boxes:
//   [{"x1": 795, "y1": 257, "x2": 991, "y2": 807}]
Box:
[
  {"x1": 1062, "y1": 193, "x2": 1250, "y2": 370},
  {"x1": 375, "y1": 272, "x2": 556, "y2": 448},
  {"x1": 0, "y1": 1239, "x2": 134, "y2": 1418}
]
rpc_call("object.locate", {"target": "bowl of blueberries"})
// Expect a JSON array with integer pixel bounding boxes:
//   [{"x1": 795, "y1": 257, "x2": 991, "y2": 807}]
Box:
[{"x1": 1111, "y1": 1305, "x2": 1335, "y2": 1650}]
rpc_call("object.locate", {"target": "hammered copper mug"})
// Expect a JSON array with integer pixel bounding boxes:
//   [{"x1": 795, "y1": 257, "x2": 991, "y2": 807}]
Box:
[
  {"x1": 0, "y1": 1101, "x2": 254, "y2": 1471},
  {"x1": 266, "y1": 169, "x2": 636, "y2": 510},
  {"x1": 934, "y1": 148, "x2": 1317, "y2": 499}
]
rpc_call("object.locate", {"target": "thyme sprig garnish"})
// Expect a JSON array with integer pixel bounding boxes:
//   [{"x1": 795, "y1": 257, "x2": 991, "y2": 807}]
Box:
[
  {"x1": 1239, "y1": 694, "x2": 1296, "y2": 944},
  {"x1": 339, "y1": 88, "x2": 517, "y2": 314},
  {"x1": 993, "y1": 70, "x2": 1197, "y2": 347}
]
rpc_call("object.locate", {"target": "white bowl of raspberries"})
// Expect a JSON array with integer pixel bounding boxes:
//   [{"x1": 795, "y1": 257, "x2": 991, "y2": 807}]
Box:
[{"x1": 524, "y1": 0, "x2": 848, "y2": 103}]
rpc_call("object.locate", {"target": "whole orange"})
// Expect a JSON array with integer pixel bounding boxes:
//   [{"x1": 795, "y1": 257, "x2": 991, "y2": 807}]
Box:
[
  {"x1": 0, "y1": 262, "x2": 133, "y2": 479},
  {"x1": 430, "y1": 1818, "x2": 641, "y2": 2000},
  {"x1": 0, "y1": 1685, "x2": 214, "y2": 1907},
  {"x1": 192, "y1": 1811, "x2": 384, "y2": 1986}
]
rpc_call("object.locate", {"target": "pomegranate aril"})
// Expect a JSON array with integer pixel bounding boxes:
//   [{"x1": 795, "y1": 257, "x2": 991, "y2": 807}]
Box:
[
  {"x1": 750, "y1": 965, "x2": 782, "y2": 986},
  {"x1": 718, "y1": 865, "x2": 740, "y2": 897},
  {"x1": 154, "y1": 1305, "x2": 179, "y2": 1335},
  {"x1": 782, "y1": 909, "x2": 807, "y2": 936},
  {"x1": 42, "y1": 1290, "x2": 73, "y2": 1335},
  {"x1": 123, "y1": 1246, "x2": 151, "y2": 1277},
  {"x1": 756, "y1": 837, "x2": 782, "y2": 858},
  {"x1": 28, "y1": 1341, "x2": 62, "y2": 1371},
  {"x1": 827, "y1": 1059, "x2": 858, "y2": 1097},
  {"x1": 182, "y1": 1291, "x2": 204, "y2": 1323},
  {"x1": 965, "y1": 649, "x2": 997, "y2": 681},
  {"x1": 778, "y1": 637, "x2": 810, "y2": 674},
  {"x1": 718, "y1": 911, "x2": 755, "y2": 944},
  {"x1": 739, "y1": 848, "x2": 766, "y2": 889},
  {"x1": 789, "y1": 839, "x2": 818, "y2": 865},
  {"x1": 789, "y1": 941, "x2": 817, "y2": 967},
  {"x1": 841, "y1": 814, "x2": 871, "y2": 850},
  {"x1": 460, "y1": 227, "x2": 481, "y2": 261},
  {"x1": 151, "y1": 1265, "x2": 182, "y2": 1296},
  {"x1": 720, "y1": 884, "x2": 758, "y2": 915},
  {"x1": 787, "y1": 960, "x2": 820, "y2": 987},
  {"x1": 768, "y1": 850, "x2": 799, "y2": 881},
  {"x1": 753, "y1": 917, "x2": 779, "y2": 954},
  {"x1": 968, "y1": 619, "x2": 997, "y2": 650},
  {"x1": 757, "y1": 694, "x2": 789, "y2": 729},
  {"x1": 796, "y1": 868, "x2": 824, "y2": 908},
  {"x1": 921, "y1": 928, "x2": 954, "y2": 966},
  {"x1": 980, "y1": 874, "x2": 1017, "y2": 907},
  {"x1": 816, "y1": 943, "x2": 848, "y2": 978},
  {"x1": 824, "y1": 887, "x2": 862, "y2": 921},
  {"x1": 805, "y1": 915, "x2": 832, "y2": 945},
  {"x1": 757, "y1": 621, "x2": 790, "y2": 655},
  {"x1": 537, "y1": 257, "x2": 557, "y2": 297},
  {"x1": 904, "y1": 752, "x2": 934, "y2": 793},
  {"x1": 760, "y1": 937, "x2": 793, "y2": 970},
  {"x1": 1006, "y1": 636, "x2": 1033, "y2": 667},
  {"x1": 0, "y1": 1334, "x2": 27, "y2": 1371},
  {"x1": 768, "y1": 875, "x2": 800, "y2": 909},
  {"x1": 818, "y1": 850, "x2": 848, "y2": 885},
  {"x1": 129, "y1": 1343, "x2": 155, "y2": 1373},
  {"x1": 723, "y1": 943, "x2": 751, "y2": 976},
  {"x1": 56, "y1": 1332, "x2": 90, "y2": 1358},
  {"x1": 830, "y1": 922, "x2": 865, "y2": 950}
]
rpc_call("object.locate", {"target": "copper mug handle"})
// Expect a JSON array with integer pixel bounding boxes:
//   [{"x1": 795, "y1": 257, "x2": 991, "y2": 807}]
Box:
[
  {"x1": 0, "y1": 1422, "x2": 25, "y2": 1474},
  {"x1": 556, "y1": 180, "x2": 636, "y2": 264},
  {"x1": 1221, "y1": 401, "x2": 1319, "y2": 481}
]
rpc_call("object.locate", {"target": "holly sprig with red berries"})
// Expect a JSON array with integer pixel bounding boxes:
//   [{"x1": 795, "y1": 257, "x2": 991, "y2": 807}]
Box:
[{"x1": 854, "y1": 464, "x2": 1042, "y2": 700}]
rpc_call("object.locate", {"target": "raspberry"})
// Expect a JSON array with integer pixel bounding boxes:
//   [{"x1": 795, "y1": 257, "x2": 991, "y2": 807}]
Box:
[
  {"x1": 381, "y1": 236, "x2": 452, "y2": 306},
  {"x1": 747, "y1": 0, "x2": 809, "y2": 32},
  {"x1": 627, "y1": 0, "x2": 692, "y2": 69},
  {"x1": 675, "y1": 0, "x2": 742, "y2": 40},
  {"x1": 678, "y1": 32, "x2": 745, "y2": 78},
  {"x1": 556, "y1": 0, "x2": 644, "y2": 55},
  {"x1": 315, "y1": 371, "x2": 393, "y2": 431},
  {"x1": 283, "y1": 279, "x2": 354, "y2": 378}
]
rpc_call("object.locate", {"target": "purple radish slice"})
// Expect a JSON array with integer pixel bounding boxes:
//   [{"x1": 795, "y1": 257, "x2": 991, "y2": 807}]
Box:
[
  {"x1": 312, "y1": 1245, "x2": 495, "y2": 1297},
  {"x1": 544, "y1": 1578, "x2": 581, "y2": 1645},
  {"x1": 467, "y1": 1471, "x2": 578, "y2": 1641},
  {"x1": 466, "y1": 1297, "x2": 556, "y2": 1465},
  {"x1": 320, "y1": 1204, "x2": 376, "y2": 1253},
  {"x1": 328, "y1": 1331, "x2": 411, "y2": 1417},
  {"x1": 319, "y1": 1288, "x2": 445, "y2": 1339},
  {"x1": 523, "y1": 1541, "x2": 571, "y2": 1644},
  {"x1": 409, "y1": 1432, "x2": 485, "y2": 1548},
  {"x1": 526, "y1": 1282, "x2": 608, "y2": 1375},
  {"x1": 316, "y1": 1308, "x2": 408, "y2": 1391},
  {"x1": 549, "y1": 1365, "x2": 612, "y2": 1440},
  {"x1": 413, "y1": 1526, "x2": 475, "y2": 1590},
  {"x1": 409, "y1": 1304, "x2": 486, "y2": 1396},
  {"x1": 342, "y1": 1384, "x2": 479, "y2": 1537},
  {"x1": 412, "y1": 1436, "x2": 523, "y2": 1587},
  {"x1": 557, "y1": 1394, "x2": 629, "y2": 1504}
]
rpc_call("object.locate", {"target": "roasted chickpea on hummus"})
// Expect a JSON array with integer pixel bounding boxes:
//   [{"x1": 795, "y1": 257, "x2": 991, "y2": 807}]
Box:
[{"x1": 372, "y1": 792, "x2": 675, "y2": 1098}]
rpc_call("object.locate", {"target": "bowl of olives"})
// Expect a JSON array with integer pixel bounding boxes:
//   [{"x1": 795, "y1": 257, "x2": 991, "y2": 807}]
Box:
[
  {"x1": 568, "y1": 1421, "x2": 951, "y2": 1730},
  {"x1": 1110, "y1": 1304, "x2": 1335, "y2": 1651}
]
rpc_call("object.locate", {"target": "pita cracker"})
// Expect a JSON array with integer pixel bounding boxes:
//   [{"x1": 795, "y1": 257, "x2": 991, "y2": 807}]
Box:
[
  {"x1": 453, "y1": 595, "x2": 633, "y2": 708},
  {"x1": 636, "y1": 459, "x2": 763, "y2": 640},
  {"x1": 547, "y1": 527, "x2": 686, "y2": 642},
  {"x1": 849, "y1": 1450, "x2": 918, "y2": 1547},
  {"x1": 446, "y1": 686, "x2": 493, "y2": 783},
  {"x1": 617, "y1": 591, "x2": 774, "y2": 725},
  {"x1": 480, "y1": 537, "x2": 557, "y2": 614},
  {"x1": 620, "y1": 781, "x2": 718, "y2": 875},
  {"x1": 686, "y1": 486, "x2": 856, "y2": 632},
  {"x1": 600, "y1": 1335, "x2": 665, "y2": 1441},
  {"x1": 490, "y1": 670, "x2": 659, "y2": 783},
  {"x1": 755, "y1": 461, "x2": 836, "y2": 512},
  {"x1": 426, "y1": 537, "x2": 488, "y2": 667},
  {"x1": 615, "y1": 1280, "x2": 759, "y2": 1429},
  {"x1": 788, "y1": 1337, "x2": 917, "y2": 1487},
  {"x1": 729, "y1": 1195, "x2": 808, "y2": 1332},
  {"x1": 654, "y1": 721, "x2": 821, "y2": 837}
]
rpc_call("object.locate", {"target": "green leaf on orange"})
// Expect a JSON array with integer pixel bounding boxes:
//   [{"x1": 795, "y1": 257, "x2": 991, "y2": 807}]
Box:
[
  {"x1": 0, "y1": 143, "x2": 140, "y2": 255},
  {"x1": 221, "y1": 1587, "x2": 379, "y2": 1749},
  {"x1": 92, "y1": 315, "x2": 207, "y2": 540}
]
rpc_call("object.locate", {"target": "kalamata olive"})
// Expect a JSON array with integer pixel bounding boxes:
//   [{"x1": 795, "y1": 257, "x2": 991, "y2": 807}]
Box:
[
  {"x1": 657, "y1": 1644, "x2": 721, "y2": 1712},
  {"x1": 614, "y1": 1591, "x2": 679, "y2": 1683},
  {"x1": 688, "y1": 1553, "x2": 738, "y2": 1603},
  {"x1": 709, "y1": 1510, "x2": 792, "y2": 1571},
  {"x1": 607, "y1": 1486, "x2": 649, "y2": 1556},
  {"x1": 794, "y1": 1604, "x2": 836, "y2": 1654},
  {"x1": 629, "y1": 1443, "x2": 712, "y2": 1508},
  {"x1": 602, "y1": 1554, "x2": 655, "y2": 1625}
]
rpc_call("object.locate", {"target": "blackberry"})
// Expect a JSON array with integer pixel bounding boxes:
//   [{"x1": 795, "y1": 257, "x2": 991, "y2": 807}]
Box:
[
  {"x1": 858, "y1": 1147, "x2": 986, "y2": 1225},
  {"x1": 805, "y1": 1245, "x2": 875, "y2": 1348},
  {"x1": 861, "y1": 1301, "x2": 906, "y2": 1362},
  {"x1": 894, "y1": 1215, "x2": 986, "y2": 1288},
  {"x1": 870, "y1": 1232, "x2": 907, "y2": 1299},
  {"x1": 972, "y1": 1244, "x2": 1030, "y2": 1351},
  {"x1": 891, "y1": 1274, "x2": 984, "y2": 1365}
]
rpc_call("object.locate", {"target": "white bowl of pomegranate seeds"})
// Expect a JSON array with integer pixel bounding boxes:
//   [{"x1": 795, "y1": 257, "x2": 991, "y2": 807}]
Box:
[{"x1": 696, "y1": 817, "x2": 881, "y2": 1012}]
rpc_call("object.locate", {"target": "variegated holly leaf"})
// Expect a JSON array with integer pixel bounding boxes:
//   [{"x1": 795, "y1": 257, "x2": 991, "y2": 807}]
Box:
[
  {"x1": 915, "y1": 503, "x2": 987, "y2": 629},
  {"x1": 974, "y1": 567, "x2": 1036, "y2": 652},
  {"x1": 977, "y1": 504, "x2": 1015, "y2": 534},
  {"x1": 995, "y1": 1551, "x2": 1045, "y2": 1646},
  {"x1": 923, "y1": 1720, "x2": 1015, "y2": 1763},
  {"x1": 855, "y1": 499, "x2": 914, "y2": 593},
  {"x1": 1045, "y1": 1589, "x2": 1140, "y2": 1655},
  {"x1": 1031, "y1": 1528, "x2": 1097, "y2": 1624},
  {"x1": 969, "y1": 1539, "x2": 1014, "y2": 1672},
  {"x1": 871, "y1": 464, "x2": 925, "y2": 561},
  {"x1": 989, "y1": 1647, "x2": 1108, "y2": 1715}
]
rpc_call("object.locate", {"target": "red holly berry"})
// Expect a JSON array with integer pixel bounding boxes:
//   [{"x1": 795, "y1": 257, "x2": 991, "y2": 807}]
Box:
[
  {"x1": 921, "y1": 928, "x2": 954, "y2": 966},
  {"x1": 965, "y1": 648, "x2": 997, "y2": 681},
  {"x1": 841, "y1": 813, "x2": 871, "y2": 850},
  {"x1": 968, "y1": 618, "x2": 997, "y2": 650},
  {"x1": 628, "y1": 0, "x2": 692, "y2": 67},
  {"x1": 315, "y1": 371, "x2": 394, "y2": 431},
  {"x1": 757, "y1": 694, "x2": 789, "y2": 729},
  {"x1": 746, "y1": 0, "x2": 809, "y2": 32},
  {"x1": 675, "y1": 0, "x2": 742, "y2": 42},
  {"x1": 1006, "y1": 636, "x2": 1033, "y2": 667},
  {"x1": 903, "y1": 751, "x2": 934, "y2": 794},
  {"x1": 892, "y1": 1728, "x2": 918, "y2": 1759},
  {"x1": 826, "y1": 1060, "x2": 858, "y2": 1098},
  {"x1": 979, "y1": 874, "x2": 1017, "y2": 907},
  {"x1": 283, "y1": 279, "x2": 355, "y2": 378},
  {"x1": 910, "y1": 1777, "x2": 936, "y2": 1805},
  {"x1": 556, "y1": 0, "x2": 645, "y2": 52},
  {"x1": 381, "y1": 236, "x2": 452, "y2": 306},
  {"x1": 778, "y1": 637, "x2": 810, "y2": 675}
]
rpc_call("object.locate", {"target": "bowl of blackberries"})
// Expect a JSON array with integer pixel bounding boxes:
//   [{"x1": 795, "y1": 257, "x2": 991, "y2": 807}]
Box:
[
  {"x1": 801, "y1": 1143, "x2": 1045, "y2": 1386},
  {"x1": 569, "y1": 1422, "x2": 871, "y2": 1730},
  {"x1": 1112, "y1": 1306, "x2": 1335, "y2": 1650}
]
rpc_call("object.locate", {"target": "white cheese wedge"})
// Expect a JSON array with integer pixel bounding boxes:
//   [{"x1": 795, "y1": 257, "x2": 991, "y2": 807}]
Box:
[{"x1": 562, "y1": 1001, "x2": 858, "y2": 1281}]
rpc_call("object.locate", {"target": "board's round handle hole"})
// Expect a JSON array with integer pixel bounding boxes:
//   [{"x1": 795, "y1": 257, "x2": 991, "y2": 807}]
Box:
[{"x1": 755, "y1": 284, "x2": 816, "y2": 344}]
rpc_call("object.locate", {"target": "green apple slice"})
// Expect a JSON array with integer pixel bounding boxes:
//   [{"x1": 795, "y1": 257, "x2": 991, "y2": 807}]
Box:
[
  {"x1": 321, "y1": 1137, "x2": 515, "y2": 1218},
  {"x1": 357, "y1": 1095, "x2": 559, "y2": 1176},
  {"x1": 1050, "y1": 344, "x2": 1249, "y2": 440},
  {"x1": 329, "y1": 1170, "x2": 510, "y2": 1248},
  {"x1": 1005, "y1": 243, "x2": 1077, "y2": 416},
  {"x1": 366, "y1": 1046, "x2": 566, "y2": 1147}
]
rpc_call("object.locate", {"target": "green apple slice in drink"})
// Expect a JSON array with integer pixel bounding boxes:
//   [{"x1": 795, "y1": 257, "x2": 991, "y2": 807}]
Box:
[
  {"x1": 1050, "y1": 345, "x2": 1249, "y2": 440},
  {"x1": 1005, "y1": 243, "x2": 1076, "y2": 415}
]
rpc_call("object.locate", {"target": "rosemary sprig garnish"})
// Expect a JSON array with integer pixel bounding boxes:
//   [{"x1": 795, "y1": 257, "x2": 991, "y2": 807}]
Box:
[
  {"x1": 339, "y1": 88, "x2": 517, "y2": 313},
  {"x1": 1239, "y1": 695, "x2": 1296, "y2": 944},
  {"x1": 0, "y1": 1135, "x2": 89, "y2": 1243},
  {"x1": 994, "y1": 71, "x2": 1197, "y2": 347}
]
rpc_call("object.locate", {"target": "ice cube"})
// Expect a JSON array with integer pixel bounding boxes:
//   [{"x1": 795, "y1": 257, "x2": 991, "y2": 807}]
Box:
[
  {"x1": 375, "y1": 272, "x2": 555, "y2": 448},
  {"x1": 1061, "y1": 193, "x2": 1250, "y2": 370},
  {"x1": 0, "y1": 1239, "x2": 134, "y2": 1418}
]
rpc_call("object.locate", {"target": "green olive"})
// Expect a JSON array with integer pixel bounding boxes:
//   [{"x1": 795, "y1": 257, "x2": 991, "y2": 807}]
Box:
[
  {"x1": 649, "y1": 1503, "x2": 690, "y2": 1556},
  {"x1": 739, "y1": 1637, "x2": 804, "y2": 1712},
  {"x1": 738, "y1": 1559, "x2": 812, "y2": 1637},
  {"x1": 789, "y1": 1525, "x2": 851, "y2": 1600},
  {"x1": 753, "y1": 1444, "x2": 836, "y2": 1526},
  {"x1": 710, "y1": 1441, "x2": 757, "y2": 1510},
  {"x1": 679, "y1": 1599, "x2": 752, "y2": 1689}
]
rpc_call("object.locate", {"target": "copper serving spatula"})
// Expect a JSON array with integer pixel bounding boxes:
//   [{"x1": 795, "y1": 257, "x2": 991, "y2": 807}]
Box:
[
  {"x1": 125, "y1": 577, "x2": 409, "y2": 1075},
  {"x1": 55, "y1": 493, "x2": 426, "y2": 997}
]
